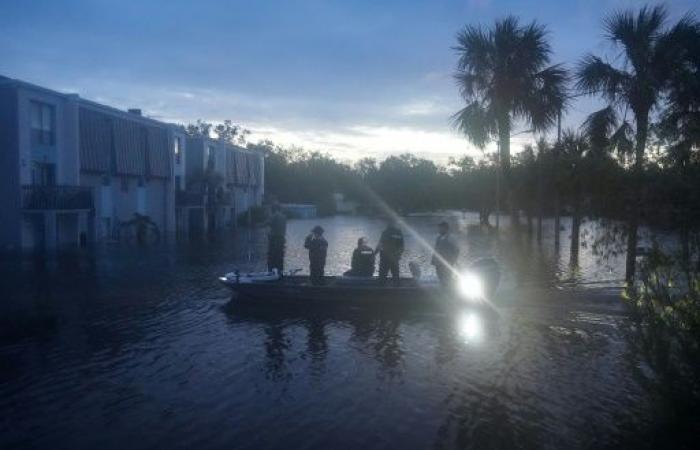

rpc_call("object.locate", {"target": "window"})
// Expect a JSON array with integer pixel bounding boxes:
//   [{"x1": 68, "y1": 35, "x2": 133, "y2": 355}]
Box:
[
  {"x1": 174, "y1": 137, "x2": 181, "y2": 164},
  {"x1": 30, "y1": 101, "x2": 56, "y2": 145}
]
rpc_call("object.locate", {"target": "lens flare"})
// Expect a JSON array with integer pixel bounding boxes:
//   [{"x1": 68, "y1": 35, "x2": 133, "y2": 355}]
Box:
[
  {"x1": 458, "y1": 272, "x2": 483, "y2": 301},
  {"x1": 457, "y1": 312, "x2": 482, "y2": 341}
]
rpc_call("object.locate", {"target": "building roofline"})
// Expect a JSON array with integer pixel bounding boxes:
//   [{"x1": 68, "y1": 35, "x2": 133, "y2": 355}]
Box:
[
  {"x1": 0, "y1": 74, "x2": 76, "y2": 99},
  {"x1": 0, "y1": 73, "x2": 177, "y2": 129},
  {"x1": 78, "y1": 98, "x2": 170, "y2": 128}
]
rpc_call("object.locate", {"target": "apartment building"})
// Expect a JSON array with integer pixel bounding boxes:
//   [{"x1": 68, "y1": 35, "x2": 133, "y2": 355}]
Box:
[
  {"x1": 178, "y1": 136, "x2": 263, "y2": 236},
  {"x1": 0, "y1": 75, "x2": 264, "y2": 251}
]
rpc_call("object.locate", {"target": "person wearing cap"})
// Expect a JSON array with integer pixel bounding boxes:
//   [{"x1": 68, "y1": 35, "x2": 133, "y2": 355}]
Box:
[
  {"x1": 305, "y1": 225, "x2": 328, "y2": 285},
  {"x1": 344, "y1": 237, "x2": 375, "y2": 277},
  {"x1": 431, "y1": 221, "x2": 459, "y2": 287},
  {"x1": 377, "y1": 218, "x2": 404, "y2": 286}
]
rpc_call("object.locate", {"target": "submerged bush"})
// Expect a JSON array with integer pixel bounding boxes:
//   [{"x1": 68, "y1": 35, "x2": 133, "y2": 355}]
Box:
[{"x1": 624, "y1": 245, "x2": 700, "y2": 439}]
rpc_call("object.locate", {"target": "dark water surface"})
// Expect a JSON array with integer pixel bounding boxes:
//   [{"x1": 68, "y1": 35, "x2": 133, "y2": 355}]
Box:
[{"x1": 0, "y1": 214, "x2": 676, "y2": 449}]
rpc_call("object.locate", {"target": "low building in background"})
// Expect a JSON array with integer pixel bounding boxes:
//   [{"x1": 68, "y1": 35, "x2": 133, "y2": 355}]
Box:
[
  {"x1": 0, "y1": 75, "x2": 264, "y2": 252},
  {"x1": 333, "y1": 192, "x2": 359, "y2": 215}
]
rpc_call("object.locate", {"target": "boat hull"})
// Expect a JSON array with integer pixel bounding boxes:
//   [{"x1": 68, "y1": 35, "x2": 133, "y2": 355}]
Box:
[{"x1": 220, "y1": 275, "x2": 456, "y2": 306}]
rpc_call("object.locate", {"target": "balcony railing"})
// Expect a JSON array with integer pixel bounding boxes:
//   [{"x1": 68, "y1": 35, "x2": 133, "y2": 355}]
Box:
[{"x1": 22, "y1": 185, "x2": 93, "y2": 210}]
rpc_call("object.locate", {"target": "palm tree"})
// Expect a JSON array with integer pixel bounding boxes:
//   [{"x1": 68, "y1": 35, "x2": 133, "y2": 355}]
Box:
[
  {"x1": 453, "y1": 16, "x2": 568, "y2": 228},
  {"x1": 575, "y1": 5, "x2": 700, "y2": 282}
]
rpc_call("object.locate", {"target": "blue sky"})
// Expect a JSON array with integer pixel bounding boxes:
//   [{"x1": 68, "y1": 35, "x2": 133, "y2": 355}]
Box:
[{"x1": 1, "y1": 0, "x2": 697, "y2": 163}]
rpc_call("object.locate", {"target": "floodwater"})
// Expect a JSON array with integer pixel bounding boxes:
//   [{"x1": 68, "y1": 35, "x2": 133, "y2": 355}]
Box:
[{"x1": 0, "y1": 213, "x2": 686, "y2": 449}]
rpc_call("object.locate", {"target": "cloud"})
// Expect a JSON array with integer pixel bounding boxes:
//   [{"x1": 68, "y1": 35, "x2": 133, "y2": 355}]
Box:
[{"x1": 247, "y1": 123, "x2": 484, "y2": 165}]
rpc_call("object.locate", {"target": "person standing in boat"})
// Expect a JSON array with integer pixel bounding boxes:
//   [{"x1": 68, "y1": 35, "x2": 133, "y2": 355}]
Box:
[
  {"x1": 377, "y1": 218, "x2": 404, "y2": 286},
  {"x1": 431, "y1": 221, "x2": 459, "y2": 287},
  {"x1": 267, "y1": 203, "x2": 287, "y2": 275},
  {"x1": 344, "y1": 237, "x2": 375, "y2": 277},
  {"x1": 305, "y1": 225, "x2": 328, "y2": 285}
]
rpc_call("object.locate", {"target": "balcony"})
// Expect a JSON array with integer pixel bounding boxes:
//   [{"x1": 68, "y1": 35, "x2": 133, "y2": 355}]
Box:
[
  {"x1": 176, "y1": 190, "x2": 205, "y2": 207},
  {"x1": 22, "y1": 185, "x2": 93, "y2": 210}
]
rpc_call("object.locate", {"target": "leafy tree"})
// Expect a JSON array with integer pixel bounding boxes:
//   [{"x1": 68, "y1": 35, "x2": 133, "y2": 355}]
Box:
[{"x1": 185, "y1": 119, "x2": 250, "y2": 145}]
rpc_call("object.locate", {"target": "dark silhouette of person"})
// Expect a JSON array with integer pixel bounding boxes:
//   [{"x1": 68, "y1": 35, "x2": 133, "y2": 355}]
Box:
[
  {"x1": 267, "y1": 203, "x2": 287, "y2": 274},
  {"x1": 304, "y1": 225, "x2": 328, "y2": 285},
  {"x1": 344, "y1": 237, "x2": 375, "y2": 277},
  {"x1": 377, "y1": 218, "x2": 404, "y2": 286},
  {"x1": 431, "y1": 221, "x2": 459, "y2": 287}
]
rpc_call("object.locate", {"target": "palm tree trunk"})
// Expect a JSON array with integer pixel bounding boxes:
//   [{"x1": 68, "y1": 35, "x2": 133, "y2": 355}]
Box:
[
  {"x1": 625, "y1": 112, "x2": 649, "y2": 283},
  {"x1": 554, "y1": 111, "x2": 562, "y2": 250},
  {"x1": 498, "y1": 115, "x2": 518, "y2": 231}
]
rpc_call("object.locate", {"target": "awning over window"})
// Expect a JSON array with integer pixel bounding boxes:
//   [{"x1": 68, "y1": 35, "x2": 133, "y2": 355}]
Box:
[
  {"x1": 225, "y1": 149, "x2": 236, "y2": 183},
  {"x1": 79, "y1": 108, "x2": 111, "y2": 173},
  {"x1": 147, "y1": 127, "x2": 171, "y2": 178},
  {"x1": 113, "y1": 118, "x2": 145, "y2": 176},
  {"x1": 247, "y1": 153, "x2": 260, "y2": 186},
  {"x1": 79, "y1": 106, "x2": 171, "y2": 179},
  {"x1": 235, "y1": 151, "x2": 249, "y2": 185}
]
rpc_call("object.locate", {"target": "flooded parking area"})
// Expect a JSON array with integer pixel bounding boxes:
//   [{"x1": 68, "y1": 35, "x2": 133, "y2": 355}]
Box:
[{"x1": 0, "y1": 215, "x2": 678, "y2": 449}]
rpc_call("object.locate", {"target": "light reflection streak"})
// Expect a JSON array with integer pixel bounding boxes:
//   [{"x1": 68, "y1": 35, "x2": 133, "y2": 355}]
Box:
[{"x1": 354, "y1": 181, "x2": 498, "y2": 310}]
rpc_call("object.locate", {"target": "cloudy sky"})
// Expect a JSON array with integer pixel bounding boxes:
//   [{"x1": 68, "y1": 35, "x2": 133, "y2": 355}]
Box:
[{"x1": 1, "y1": 0, "x2": 697, "y2": 164}]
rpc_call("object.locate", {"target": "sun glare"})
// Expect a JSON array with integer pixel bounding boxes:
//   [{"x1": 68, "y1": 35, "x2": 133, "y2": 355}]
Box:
[{"x1": 458, "y1": 272, "x2": 484, "y2": 301}]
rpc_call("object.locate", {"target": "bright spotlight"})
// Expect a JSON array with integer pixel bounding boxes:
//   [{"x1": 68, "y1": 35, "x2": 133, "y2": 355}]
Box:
[{"x1": 458, "y1": 272, "x2": 484, "y2": 301}]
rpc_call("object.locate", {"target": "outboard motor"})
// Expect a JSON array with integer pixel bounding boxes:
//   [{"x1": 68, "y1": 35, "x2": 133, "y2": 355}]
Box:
[{"x1": 468, "y1": 258, "x2": 500, "y2": 298}]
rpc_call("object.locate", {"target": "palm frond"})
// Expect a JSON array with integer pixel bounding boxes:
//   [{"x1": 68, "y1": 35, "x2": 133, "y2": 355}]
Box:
[
  {"x1": 575, "y1": 54, "x2": 629, "y2": 101},
  {"x1": 605, "y1": 5, "x2": 667, "y2": 73},
  {"x1": 609, "y1": 120, "x2": 635, "y2": 159},
  {"x1": 522, "y1": 64, "x2": 569, "y2": 131},
  {"x1": 654, "y1": 13, "x2": 700, "y2": 85},
  {"x1": 582, "y1": 106, "x2": 618, "y2": 155},
  {"x1": 516, "y1": 20, "x2": 551, "y2": 74},
  {"x1": 451, "y1": 101, "x2": 497, "y2": 148},
  {"x1": 454, "y1": 25, "x2": 493, "y2": 72},
  {"x1": 454, "y1": 72, "x2": 488, "y2": 102}
]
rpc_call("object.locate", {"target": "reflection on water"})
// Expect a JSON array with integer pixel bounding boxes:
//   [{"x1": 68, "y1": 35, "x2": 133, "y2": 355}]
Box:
[
  {"x1": 0, "y1": 213, "x2": 682, "y2": 449},
  {"x1": 457, "y1": 312, "x2": 483, "y2": 342}
]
